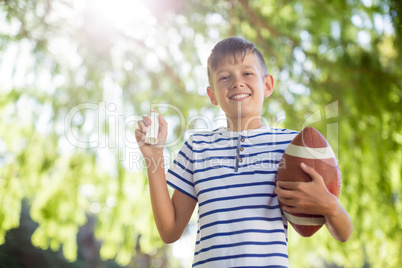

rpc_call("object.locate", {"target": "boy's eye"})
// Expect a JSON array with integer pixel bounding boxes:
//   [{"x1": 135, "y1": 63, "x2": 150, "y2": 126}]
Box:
[
  {"x1": 244, "y1": 72, "x2": 253, "y2": 76},
  {"x1": 219, "y1": 76, "x2": 230, "y2": 81}
]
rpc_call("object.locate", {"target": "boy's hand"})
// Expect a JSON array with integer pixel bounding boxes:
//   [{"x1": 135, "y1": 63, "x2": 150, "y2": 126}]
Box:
[
  {"x1": 135, "y1": 113, "x2": 168, "y2": 158},
  {"x1": 275, "y1": 162, "x2": 352, "y2": 242},
  {"x1": 275, "y1": 162, "x2": 337, "y2": 217}
]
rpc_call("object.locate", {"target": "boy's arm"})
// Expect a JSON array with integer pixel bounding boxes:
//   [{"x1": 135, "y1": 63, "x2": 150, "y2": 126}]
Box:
[
  {"x1": 146, "y1": 153, "x2": 197, "y2": 243},
  {"x1": 136, "y1": 114, "x2": 197, "y2": 244},
  {"x1": 275, "y1": 163, "x2": 353, "y2": 242}
]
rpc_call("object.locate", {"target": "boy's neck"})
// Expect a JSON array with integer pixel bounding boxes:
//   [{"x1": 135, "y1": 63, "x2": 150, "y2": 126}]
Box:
[{"x1": 225, "y1": 118, "x2": 264, "y2": 132}]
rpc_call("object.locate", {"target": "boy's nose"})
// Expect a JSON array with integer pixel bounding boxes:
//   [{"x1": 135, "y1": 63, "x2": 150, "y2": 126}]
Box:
[{"x1": 231, "y1": 79, "x2": 244, "y2": 90}]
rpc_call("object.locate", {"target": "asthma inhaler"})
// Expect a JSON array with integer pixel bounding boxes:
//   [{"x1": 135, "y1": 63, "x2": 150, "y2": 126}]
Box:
[{"x1": 145, "y1": 111, "x2": 159, "y2": 145}]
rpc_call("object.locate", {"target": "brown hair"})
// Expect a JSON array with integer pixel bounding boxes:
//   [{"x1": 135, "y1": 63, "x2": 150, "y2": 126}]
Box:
[{"x1": 207, "y1": 37, "x2": 268, "y2": 87}]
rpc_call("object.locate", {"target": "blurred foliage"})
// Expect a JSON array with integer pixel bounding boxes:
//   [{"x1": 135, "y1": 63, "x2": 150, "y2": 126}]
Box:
[{"x1": 0, "y1": 0, "x2": 401, "y2": 267}]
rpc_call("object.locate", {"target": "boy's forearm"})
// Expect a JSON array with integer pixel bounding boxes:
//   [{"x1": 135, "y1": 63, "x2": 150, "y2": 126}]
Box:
[
  {"x1": 146, "y1": 153, "x2": 177, "y2": 242},
  {"x1": 325, "y1": 198, "x2": 353, "y2": 242}
]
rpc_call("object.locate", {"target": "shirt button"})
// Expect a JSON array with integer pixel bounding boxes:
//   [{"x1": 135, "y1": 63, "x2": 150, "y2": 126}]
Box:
[
  {"x1": 239, "y1": 147, "x2": 244, "y2": 151},
  {"x1": 241, "y1": 138, "x2": 245, "y2": 142},
  {"x1": 238, "y1": 158, "x2": 243, "y2": 162}
]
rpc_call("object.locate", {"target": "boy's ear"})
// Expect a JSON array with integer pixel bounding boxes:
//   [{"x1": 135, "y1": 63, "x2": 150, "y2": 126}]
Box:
[
  {"x1": 264, "y1": 74, "x2": 275, "y2": 98},
  {"x1": 207, "y1": 86, "x2": 219, "y2": 106}
]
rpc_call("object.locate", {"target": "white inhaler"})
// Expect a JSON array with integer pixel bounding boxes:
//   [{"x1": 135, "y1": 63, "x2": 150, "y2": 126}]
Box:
[{"x1": 145, "y1": 111, "x2": 159, "y2": 145}]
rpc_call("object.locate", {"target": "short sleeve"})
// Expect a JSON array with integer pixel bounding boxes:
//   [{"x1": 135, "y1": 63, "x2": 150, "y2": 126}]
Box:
[{"x1": 166, "y1": 136, "x2": 197, "y2": 201}]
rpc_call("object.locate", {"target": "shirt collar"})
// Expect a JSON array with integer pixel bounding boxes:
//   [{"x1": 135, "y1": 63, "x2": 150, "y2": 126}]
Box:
[{"x1": 216, "y1": 125, "x2": 271, "y2": 138}]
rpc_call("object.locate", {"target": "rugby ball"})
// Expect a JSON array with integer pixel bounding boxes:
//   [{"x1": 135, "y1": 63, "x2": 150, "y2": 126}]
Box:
[{"x1": 276, "y1": 127, "x2": 341, "y2": 237}]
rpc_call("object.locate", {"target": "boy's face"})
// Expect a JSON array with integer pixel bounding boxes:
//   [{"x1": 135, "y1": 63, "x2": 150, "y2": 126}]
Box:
[{"x1": 207, "y1": 52, "x2": 274, "y2": 126}]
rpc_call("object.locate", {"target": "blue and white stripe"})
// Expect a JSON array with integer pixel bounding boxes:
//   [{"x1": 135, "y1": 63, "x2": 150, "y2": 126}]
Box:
[{"x1": 166, "y1": 126, "x2": 298, "y2": 267}]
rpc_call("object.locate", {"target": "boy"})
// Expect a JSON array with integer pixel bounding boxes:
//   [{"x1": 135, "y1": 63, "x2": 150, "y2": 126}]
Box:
[{"x1": 135, "y1": 37, "x2": 352, "y2": 267}]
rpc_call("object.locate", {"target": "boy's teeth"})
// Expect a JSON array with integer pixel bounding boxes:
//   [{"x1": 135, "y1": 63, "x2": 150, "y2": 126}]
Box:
[{"x1": 230, "y1": 94, "x2": 250, "y2": 100}]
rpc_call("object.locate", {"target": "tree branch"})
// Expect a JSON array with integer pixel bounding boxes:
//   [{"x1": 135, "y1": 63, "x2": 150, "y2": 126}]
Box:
[{"x1": 236, "y1": 0, "x2": 280, "y2": 38}]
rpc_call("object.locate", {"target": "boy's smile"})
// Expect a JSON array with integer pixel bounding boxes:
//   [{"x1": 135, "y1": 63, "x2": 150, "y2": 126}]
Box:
[
  {"x1": 229, "y1": 93, "x2": 251, "y2": 100},
  {"x1": 207, "y1": 52, "x2": 274, "y2": 130}
]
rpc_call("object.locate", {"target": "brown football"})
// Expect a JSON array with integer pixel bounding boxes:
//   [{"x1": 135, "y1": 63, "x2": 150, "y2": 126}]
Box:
[{"x1": 276, "y1": 127, "x2": 341, "y2": 237}]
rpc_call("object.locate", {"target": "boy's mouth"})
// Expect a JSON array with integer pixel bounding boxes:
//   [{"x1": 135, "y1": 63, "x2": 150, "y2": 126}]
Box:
[{"x1": 229, "y1": 93, "x2": 252, "y2": 100}]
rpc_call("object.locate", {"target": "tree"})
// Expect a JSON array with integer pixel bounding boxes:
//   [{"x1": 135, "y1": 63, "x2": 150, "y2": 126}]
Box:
[{"x1": 0, "y1": 0, "x2": 401, "y2": 267}]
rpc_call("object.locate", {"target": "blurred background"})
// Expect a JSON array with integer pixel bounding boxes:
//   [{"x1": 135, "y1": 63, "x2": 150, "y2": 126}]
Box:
[{"x1": 0, "y1": 0, "x2": 401, "y2": 267}]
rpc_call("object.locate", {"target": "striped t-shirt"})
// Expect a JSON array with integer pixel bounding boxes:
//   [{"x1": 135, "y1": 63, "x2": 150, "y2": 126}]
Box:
[{"x1": 166, "y1": 126, "x2": 298, "y2": 267}]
